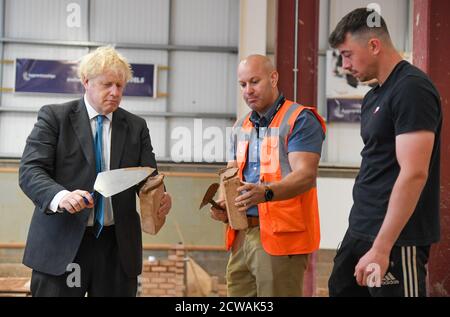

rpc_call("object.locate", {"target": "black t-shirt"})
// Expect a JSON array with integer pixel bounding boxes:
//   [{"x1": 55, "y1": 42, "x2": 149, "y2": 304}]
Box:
[{"x1": 349, "y1": 61, "x2": 442, "y2": 246}]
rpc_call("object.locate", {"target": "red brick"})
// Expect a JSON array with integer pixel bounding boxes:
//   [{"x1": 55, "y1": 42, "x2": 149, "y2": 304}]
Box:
[
  {"x1": 160, "y1": 283, "x2": 175, "y2": 290},
  {"x1": 141, "y1": 272, "x2": 160, "y2": 278},
  {"x1": 166, "y1": 289, "x2": 177, "y2": 296},
  {"x1": 147, "y1": 289, "x2": 167, "y2": 296},
  {"x1": 150, "y1": 277, "x2": 167, "y2": 284},
  {"x1": 175, "y1": 262, "x2": 185, "y2": 268},
  {"x1": 151, "y1": 266, "x2": 167, "y2": 272},
  {"x1": 175, "y1": 285, "x2": 186, "y2": 291},
  {"x1": 141, "y1": 283, "x2": 158, "y2": 289},
  {"x1": 142, "y1": 266, "x2": 151, "y2": 272},
  {"x1": 160, "y1": 260, "x2": 176, "y2": 267},
  {"x1": 139, "y1": 277, "x2": 150, "y2": 284}
]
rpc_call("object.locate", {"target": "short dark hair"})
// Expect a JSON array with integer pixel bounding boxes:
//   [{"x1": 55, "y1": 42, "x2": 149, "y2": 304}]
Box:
[{"x1": 329, "y1": 8, "x2": 390, "y2": 48}]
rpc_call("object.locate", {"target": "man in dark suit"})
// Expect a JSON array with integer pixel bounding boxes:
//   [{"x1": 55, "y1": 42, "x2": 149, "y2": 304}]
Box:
[{"x1": 19, "y1": 46, "x2": 172, "y2": 296}]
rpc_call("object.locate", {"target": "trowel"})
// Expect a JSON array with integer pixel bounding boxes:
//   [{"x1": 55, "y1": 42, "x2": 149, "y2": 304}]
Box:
[
  {"x1": 83, "y1": 166, "x2": 155, "y2": 203},
  {"x1": 199, "y1": 183, "x2": 225, "y2": 211}
]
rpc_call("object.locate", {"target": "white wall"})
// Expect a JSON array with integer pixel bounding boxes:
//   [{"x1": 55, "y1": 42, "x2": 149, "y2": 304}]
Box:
[
  {"x1": 4, "y1": 0, "x2": 89, "y2": 40},
  {"x1": 317, "y1": 176, "x2": 354, "y2": 250}
]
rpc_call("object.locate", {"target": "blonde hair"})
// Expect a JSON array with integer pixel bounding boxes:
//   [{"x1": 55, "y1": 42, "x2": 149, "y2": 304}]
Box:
[{"x1": 78, "y1": 46, "x2": 132, "y2": 83}]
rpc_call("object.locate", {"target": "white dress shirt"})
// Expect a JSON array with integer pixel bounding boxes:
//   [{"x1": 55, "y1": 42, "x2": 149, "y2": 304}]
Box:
[{"x1": 49, "y1": 95, "x2": 115, "y2": 226}]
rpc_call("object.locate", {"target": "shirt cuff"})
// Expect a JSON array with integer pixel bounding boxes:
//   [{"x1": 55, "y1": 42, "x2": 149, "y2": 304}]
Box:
[{"x1": 49, "y1": 190, "x2": 70, "y2": 213}]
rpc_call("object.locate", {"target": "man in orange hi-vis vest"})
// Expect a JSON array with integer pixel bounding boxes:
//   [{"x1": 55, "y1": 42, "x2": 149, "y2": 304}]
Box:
[{"x1": 210, "y1": 55, "x2": 326, "y2": 296}]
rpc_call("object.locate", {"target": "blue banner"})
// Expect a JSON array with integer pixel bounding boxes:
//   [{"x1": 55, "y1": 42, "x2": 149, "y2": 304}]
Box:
[
  {"x1": 15, "y1": 58, "x2": 156, "y2": 97},
  {"x1": 125, "y1": 63, "x2": 156, "y2": 97}
]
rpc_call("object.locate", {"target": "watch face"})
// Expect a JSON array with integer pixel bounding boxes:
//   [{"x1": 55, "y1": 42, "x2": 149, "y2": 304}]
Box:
[{"x1": 265, "y1": 188, "x2": 274, "y2": 201}]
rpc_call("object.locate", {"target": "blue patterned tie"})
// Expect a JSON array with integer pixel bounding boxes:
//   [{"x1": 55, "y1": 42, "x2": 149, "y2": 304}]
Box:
[{"x1": 93, "y1": 115, "x2": 104, "y2": 238}]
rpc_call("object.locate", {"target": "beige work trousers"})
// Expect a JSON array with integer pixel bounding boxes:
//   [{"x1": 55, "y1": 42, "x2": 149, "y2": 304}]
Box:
[{"x1": 226, "y1": 226, "x2": 309, "y2": 297}]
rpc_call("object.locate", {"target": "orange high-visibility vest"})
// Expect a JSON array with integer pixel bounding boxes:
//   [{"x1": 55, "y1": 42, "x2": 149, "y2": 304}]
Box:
[{"x1": 226, "y1": 100, "x2": 326, "y2": 255}]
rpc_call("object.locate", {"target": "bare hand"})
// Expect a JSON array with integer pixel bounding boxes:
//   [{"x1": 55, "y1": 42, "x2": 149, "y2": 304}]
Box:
[
  {"x1": 158, "y1": 192, "x2": 172, "y2": 218},
  {"x1": 354, "y1": 247, "x2": 390, "y2": 287},
  {"x1": 235, "y1": 182, "x2": 265, "y2": 213},
  {"x1": 59, "y1": 190, "x2": 94, "y2": 214},
  {"x1": 210, "y1": 200, "x2": 228, "y2": 223}
]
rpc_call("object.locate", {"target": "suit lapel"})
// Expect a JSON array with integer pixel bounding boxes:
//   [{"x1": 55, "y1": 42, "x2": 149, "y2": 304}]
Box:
[
  {"x1": 110, "y1": 109, "x2": 128, "y2": 170},
  {"x1": 69, "y1": 99, "x2": 96, "y2": 170}
]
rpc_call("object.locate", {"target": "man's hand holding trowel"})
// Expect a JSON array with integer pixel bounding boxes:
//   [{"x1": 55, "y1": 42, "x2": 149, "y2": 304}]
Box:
[
  {"x1": 58, "y1": 167, "x2": 171, "y2": 219},
  {"x1": 210, "y1": 199, "x2": 227, "y2": 223},
  {"x1": 200, "y1": 166, "x2": 248, "y2": 230},
  {"x1": 59, "y1": 190, "x2": 95, "y2": 214}
]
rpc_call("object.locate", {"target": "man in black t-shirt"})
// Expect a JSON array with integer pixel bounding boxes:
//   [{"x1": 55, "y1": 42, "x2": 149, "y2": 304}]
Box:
[{"x1": 327, "y1": 8, "x2": 442, "y2": 297}]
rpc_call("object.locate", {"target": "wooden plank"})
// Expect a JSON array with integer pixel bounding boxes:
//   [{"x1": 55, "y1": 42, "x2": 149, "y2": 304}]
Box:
[
  {"x1": 0, "y1": 242, "x2": 226, "y2": 251},
  {"x1": 0, "y1": 277, "x2": 30, "y2": 294},
  {"x1": 0, "y1": 167, "x2": 18, "y2": 173}
]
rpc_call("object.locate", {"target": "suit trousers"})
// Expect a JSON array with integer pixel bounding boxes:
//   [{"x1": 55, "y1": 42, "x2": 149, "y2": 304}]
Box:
[
  {"x1": 226, "y1": 226, "x2": 309, "y2": 297},
  {"x1": 30, "y1": 226, "x2": 137, "y2": 297}
]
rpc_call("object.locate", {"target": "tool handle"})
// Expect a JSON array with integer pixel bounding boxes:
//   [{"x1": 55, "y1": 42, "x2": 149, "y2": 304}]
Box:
[
  {"x1": 82, "y1": 192, "x2": 95, "y2": 205},
  {"x1": 210, "y1": 200, "x2": 225, "y2": 211},
  {"x1": 59, "y1": 191, "x2": 95, "y2": 213}
]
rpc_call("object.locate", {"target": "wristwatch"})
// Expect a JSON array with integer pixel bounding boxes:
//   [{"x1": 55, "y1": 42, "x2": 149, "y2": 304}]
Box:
[{"x1": 264, "y1": 185, "x2": 274, "y2": 202}]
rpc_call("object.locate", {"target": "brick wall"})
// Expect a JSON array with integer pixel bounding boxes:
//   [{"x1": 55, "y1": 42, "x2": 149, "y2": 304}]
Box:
[
  {"x1": 139, "y1": 244, "x2": 228, "y2": 297},
  {"x1": 139, "y1": 245, "x2": 187, "y2": 297}
]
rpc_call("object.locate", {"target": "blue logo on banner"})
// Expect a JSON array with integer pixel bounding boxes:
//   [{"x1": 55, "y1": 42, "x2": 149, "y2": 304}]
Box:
[{"x1": 15, "y1": 58, "x2": 156, "y2": 97}]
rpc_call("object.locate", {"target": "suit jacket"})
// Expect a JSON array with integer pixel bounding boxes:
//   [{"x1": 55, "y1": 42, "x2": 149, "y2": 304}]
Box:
[{"x1": 19, "y1": 98, "x2": 157, "y2": 277}]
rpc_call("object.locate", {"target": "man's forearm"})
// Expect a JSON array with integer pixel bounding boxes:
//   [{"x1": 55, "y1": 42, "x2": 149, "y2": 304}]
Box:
[
  {"x1": 270, "y1": 169, "x2": 316, "y2": 201},
  {"x1": 372, "y1": 171, "x2": 428, "y2": 254}
]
